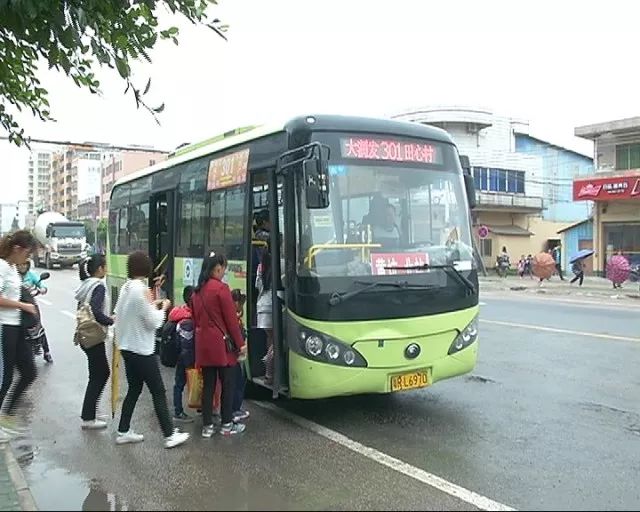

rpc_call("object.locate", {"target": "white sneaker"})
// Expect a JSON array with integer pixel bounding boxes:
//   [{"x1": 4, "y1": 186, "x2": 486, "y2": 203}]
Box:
[
  {"x1": 81, "y1": 419, "x2": 108, "y2": 430},
  {"x1": 116, "y1": 430, "x2": 144, "y2": 445},
  {"x1": 164, "y1": 429, "x2": 189, "y2": 449}
]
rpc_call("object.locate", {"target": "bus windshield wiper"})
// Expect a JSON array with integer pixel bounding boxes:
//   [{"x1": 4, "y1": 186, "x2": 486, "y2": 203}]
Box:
[
  {"x1": 383, "y1": 263, "x2": 476, "y2": 295},
  {"x1": 328, "y1": 280, "x2": 436, "y2": 306}
]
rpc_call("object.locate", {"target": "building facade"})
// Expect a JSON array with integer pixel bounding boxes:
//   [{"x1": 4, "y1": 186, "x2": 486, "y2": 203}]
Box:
[
  {"x1": 573, "y1": 116, "x2": 640, "y2": 274},
  {"x1": 27, "y1": 151, "x2": 51, "y2": 216},
  {"x1": 514, "y1": 134, "x2": 593, "y2": 222},
  {"x1": 100, "y1": 150, "x2": 167, "y2": 217},
  {"x1": 392, "y1": 106, "x2": 590, "y2": 268},
  {"x1": 50, "y1": 147, "x2": 103, "y2": 219}
]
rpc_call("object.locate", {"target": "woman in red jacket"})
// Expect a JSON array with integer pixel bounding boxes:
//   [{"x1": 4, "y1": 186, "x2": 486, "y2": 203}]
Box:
[{"x1": 191, "y1": 251, "x2": 246, "y2": 437}]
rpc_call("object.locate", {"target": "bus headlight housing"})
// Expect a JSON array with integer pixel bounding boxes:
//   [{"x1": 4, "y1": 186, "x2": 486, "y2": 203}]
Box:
[
  {"x1": 448, "y1": 316, "x2": 478, "y2": 355},
  {"x1": 293, "y1": 324, "x2": 367, "y2": 368}
]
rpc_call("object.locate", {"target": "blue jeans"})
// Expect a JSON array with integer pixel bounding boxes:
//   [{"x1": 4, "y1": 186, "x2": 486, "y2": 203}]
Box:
[
  {"x1": 232, "y1": 363, "x2": 246, "y2": 413},
  {"x1": 173, "y1": 359, "x2": 187, "y2": 416}
]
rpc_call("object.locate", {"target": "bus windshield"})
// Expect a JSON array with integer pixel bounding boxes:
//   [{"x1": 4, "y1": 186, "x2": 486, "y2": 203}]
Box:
[{"x1": 296, "y1": 162, "x2": 473, "y2": 278}]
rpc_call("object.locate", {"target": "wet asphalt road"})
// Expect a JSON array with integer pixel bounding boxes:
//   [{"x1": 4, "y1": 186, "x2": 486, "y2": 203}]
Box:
[{"x1": 11, "y1": 270, "x2": 640, "y2": 511}]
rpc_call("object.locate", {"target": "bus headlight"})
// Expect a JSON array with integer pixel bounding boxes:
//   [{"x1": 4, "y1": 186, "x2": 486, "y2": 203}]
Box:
[
  {"x1": 325, "y1": 343, "x2": 340, "y2": 360},
  {"x1": 343, "y1": 350, "x2": 356, "y2": 366},
  {"x1": 305, "y1": 336, "x2": 323, "y2": 357},
  {"x1": 290, "y1": 321, "x2": 367, "y2": 368},
  {"x1": 448, "y1": 316, "x2": 479, "y2": 355}
]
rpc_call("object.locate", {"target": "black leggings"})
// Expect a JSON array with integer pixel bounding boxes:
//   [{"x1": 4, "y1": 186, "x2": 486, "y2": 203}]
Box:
[
  {"x1": 81, "y1": 343, "x2": 110, "y2": 421},
  {"x1": 570, "y1": 272, "x2": 584, "y2": 286},
  {"x1": 0, "y1": 324, "x2": 37, "y2": 415},
  {"x1": 202, "y1": 366, "x2": 236, "y2": 426},
  {"x1": 118, "y1": 350, "x2": 173, "y2": 438}
]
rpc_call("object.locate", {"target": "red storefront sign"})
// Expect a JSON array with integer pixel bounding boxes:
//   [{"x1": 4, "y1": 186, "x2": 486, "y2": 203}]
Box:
[{"x1": 573, "y1": 175, "x2": 640, "y2": 201}]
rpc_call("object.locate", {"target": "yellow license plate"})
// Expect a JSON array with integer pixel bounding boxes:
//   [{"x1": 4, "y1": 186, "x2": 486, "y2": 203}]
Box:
[{"x1": 390, "y1": 370, "x2": 430, "y2": 392}]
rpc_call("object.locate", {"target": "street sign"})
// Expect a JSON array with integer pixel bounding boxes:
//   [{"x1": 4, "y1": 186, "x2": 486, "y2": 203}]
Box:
[
  {"x1": 184, "y1": 258, "x2": 193, "y2": 286},
  {"x1": 478, "y1": 225, "x2": 489, "y2": 239}
]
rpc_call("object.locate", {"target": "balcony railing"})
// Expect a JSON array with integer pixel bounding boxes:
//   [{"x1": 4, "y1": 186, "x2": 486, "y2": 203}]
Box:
[{"x1": 476, "y1": 191, "x2": 544, "y2": 211}]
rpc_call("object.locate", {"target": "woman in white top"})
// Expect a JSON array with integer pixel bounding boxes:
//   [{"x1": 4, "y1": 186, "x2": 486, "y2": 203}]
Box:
[
  {"x1": 0, "y1": 231, "x2": 38, "y2": 423},
  {"x1": 113, "y1": 251, "x2": 189, "y2": 449}
]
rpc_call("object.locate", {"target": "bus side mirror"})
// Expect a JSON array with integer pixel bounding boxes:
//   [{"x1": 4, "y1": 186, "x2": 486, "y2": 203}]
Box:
[
  {"x1": 459, "y1": 155, "x2": 476, "y2": 210},
  {"x1": 464, "y1": 174, "x2": 477, "y2": 210},
  {"x1": 303, "y1": 157, "x2": 330, "y2": 209}
]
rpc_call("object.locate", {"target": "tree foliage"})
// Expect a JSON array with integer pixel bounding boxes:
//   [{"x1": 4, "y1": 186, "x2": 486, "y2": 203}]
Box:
[
  {"x1": 0, "y1": 0, "x2": 227, "y2": 146},
  {"x1": 96, "y1": 218, "x2": 108, "y2": 247}
]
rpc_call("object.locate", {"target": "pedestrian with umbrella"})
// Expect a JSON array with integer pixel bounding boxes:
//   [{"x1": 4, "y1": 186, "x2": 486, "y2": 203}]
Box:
[
  {"x1": 532, "y1": 251, "x2": 556, "y2": 286},
  {"x1": 569, "y1": 249, "x2": 593, "y2": 287},
  {"x1": 607, "y1": 251, "x2": 631, "y2": 289}
]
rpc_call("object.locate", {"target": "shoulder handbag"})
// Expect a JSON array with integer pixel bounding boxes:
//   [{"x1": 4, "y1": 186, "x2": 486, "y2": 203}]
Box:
[
  {"x1": 74, "y1": 283, "x2": 108, "y2": 349},
  {"x1": 195, "y1": 292, "x2": 238, "y2": 354}
]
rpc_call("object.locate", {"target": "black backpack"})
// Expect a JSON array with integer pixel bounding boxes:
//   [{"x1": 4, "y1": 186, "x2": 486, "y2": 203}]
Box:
[{"x1": 159, "y1": 321, "x2": 179, "y2": 368}]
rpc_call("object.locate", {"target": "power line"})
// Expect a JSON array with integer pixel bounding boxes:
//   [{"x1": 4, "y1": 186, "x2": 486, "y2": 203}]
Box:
[{"x1": 0, "y1": 136, "x2": 169, "y2": 154}]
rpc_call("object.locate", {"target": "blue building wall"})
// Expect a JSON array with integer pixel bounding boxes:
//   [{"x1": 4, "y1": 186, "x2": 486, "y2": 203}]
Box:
[
  {"x1": 561, "y1": 220, "x2": 593, "y2": 273},
  {"x1": 515, "y1": 135, "x2": 594, "y2": 222}
]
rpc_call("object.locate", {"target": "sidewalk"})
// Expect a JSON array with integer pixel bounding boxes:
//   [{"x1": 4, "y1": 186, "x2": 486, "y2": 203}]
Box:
[
  {"x1": 0, "y1": 442, "x2": 36, "y2": 511},
  {"x1": 479, "y1": 274, "x2": 640, "y2": 300}
]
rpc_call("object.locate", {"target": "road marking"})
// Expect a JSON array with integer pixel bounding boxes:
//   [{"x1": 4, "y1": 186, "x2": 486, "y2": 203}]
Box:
[
  {"x1": 480, "y1": 319, "x2": 640, "y2": 343},
  {"x1": 37, "y1": 298, "x2": 52, "y2": 306},
  {"x1": 252, "y1": 401, "x2": 515, "y2": 511},
  {"x1": 479, "y1": 302, "x2": 487, "y2": 306},
  {"x1": 61, "y1": 310, "x2": 76, "y2": 319}
]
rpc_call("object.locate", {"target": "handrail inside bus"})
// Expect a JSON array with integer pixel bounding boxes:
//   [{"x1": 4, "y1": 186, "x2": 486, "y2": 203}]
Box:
[{"x1": 305, "y1": 243, "x2": 382, "y2": 268}]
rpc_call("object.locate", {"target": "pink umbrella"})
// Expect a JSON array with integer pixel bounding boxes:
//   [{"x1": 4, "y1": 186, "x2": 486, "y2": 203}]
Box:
[
  {"x1": 532, "y1": 252, "x2": 556, "y2": 279},
  {"x1": 607, "y1": 255, "x2": 630, "y2": 285}
]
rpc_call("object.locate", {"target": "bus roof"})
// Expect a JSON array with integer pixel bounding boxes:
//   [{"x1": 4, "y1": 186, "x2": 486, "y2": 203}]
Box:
[{"x1": 112, "y1": 114, "x2": 454, "y2": 189}]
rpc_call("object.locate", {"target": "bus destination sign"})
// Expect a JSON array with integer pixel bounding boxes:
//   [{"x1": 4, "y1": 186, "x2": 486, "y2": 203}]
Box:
[
  {"x1": 207, "y1": 148, "x2": 250, "y2": 191},
  {"x1": 340, "y1": 137, "x2": 443, "y2": 164}
]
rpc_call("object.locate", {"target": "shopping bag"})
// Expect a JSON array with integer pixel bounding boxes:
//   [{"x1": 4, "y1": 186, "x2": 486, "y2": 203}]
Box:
[{"x1": 186, "y1": 368, "x2": 203, "y2": 409}]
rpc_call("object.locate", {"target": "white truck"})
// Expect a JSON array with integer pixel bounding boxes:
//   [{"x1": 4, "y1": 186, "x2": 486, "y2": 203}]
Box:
[{"x1": 34, "y1": 212, "x2": 87, "y2": 269}]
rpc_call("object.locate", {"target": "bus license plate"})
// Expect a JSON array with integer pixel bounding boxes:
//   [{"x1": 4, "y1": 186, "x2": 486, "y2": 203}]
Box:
[{"x1": 390, "y1": 370, "x2": 430, "y2": 392}]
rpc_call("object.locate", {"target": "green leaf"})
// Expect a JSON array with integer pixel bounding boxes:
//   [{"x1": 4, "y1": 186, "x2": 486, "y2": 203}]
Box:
[
  {"x1": 115, "y1": 58, "x2": 130, "y2": 79},
  {"x1": 143, "y1": 78, "x2": 151, "y2": 95},
  {"x1": 153, "y1": 103, "x2": 165, "y2": 113}
]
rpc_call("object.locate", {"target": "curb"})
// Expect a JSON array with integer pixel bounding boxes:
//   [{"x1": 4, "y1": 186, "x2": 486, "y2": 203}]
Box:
[
  {"x1": 480, "y1": 286, "x2": 640, "y2": 302},
  {"x1": 1, "y1": 442, "x2": 37, "y2": 511}
]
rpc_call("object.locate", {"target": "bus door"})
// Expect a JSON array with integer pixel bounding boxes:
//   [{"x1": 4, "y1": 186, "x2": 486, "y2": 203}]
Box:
[
  {"x1": 246, "y1": 171, "x2": 270, "y2": 385},
  {"x1": 246, "y1": 169, "x2": 288, "y2": 397},
  {"x1": 149, "y1": 190, "x2": 175, "y2": 301}
]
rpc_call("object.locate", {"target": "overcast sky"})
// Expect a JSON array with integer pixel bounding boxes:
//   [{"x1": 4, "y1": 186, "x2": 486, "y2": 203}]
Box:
[{"x1": 2, "y1": 0, "x2": 638, "y2": 203}]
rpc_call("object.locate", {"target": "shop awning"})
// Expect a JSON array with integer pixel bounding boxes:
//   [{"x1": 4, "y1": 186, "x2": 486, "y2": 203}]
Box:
[{"x1": 488, "y1": 225, "x2": 533, "y2": 237}]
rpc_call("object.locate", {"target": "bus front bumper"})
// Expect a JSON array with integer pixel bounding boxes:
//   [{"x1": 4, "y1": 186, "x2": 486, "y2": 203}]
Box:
[{"x1": 288, "y1": 342, "x2": 478, "y2": 400}]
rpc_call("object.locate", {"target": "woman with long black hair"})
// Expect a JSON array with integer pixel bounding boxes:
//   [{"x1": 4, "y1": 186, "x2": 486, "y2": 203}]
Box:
[
  {"x1": 191, "y1": 251, "x2": 246, "y2": 437},
  {"x1": 0, "y1": 231, "x2": 38, "y2": 429},
  {"x1": 75, "y1": 254, "x2": 113, "y2": 430}
]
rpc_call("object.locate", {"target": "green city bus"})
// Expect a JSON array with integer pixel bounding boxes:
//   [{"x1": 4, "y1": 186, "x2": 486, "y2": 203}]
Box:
[{"x1": 107, "y1": 115, "x2": 479, "y2": 399}]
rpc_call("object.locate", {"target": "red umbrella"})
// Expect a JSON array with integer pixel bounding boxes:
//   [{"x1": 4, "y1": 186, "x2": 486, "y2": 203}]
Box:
[
  {"x1": 532, "y1": 252, "x2": 556, "y2": 279},
  {"x1": 606, "y1": 255, "x2": 630, "y2": 285}
]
